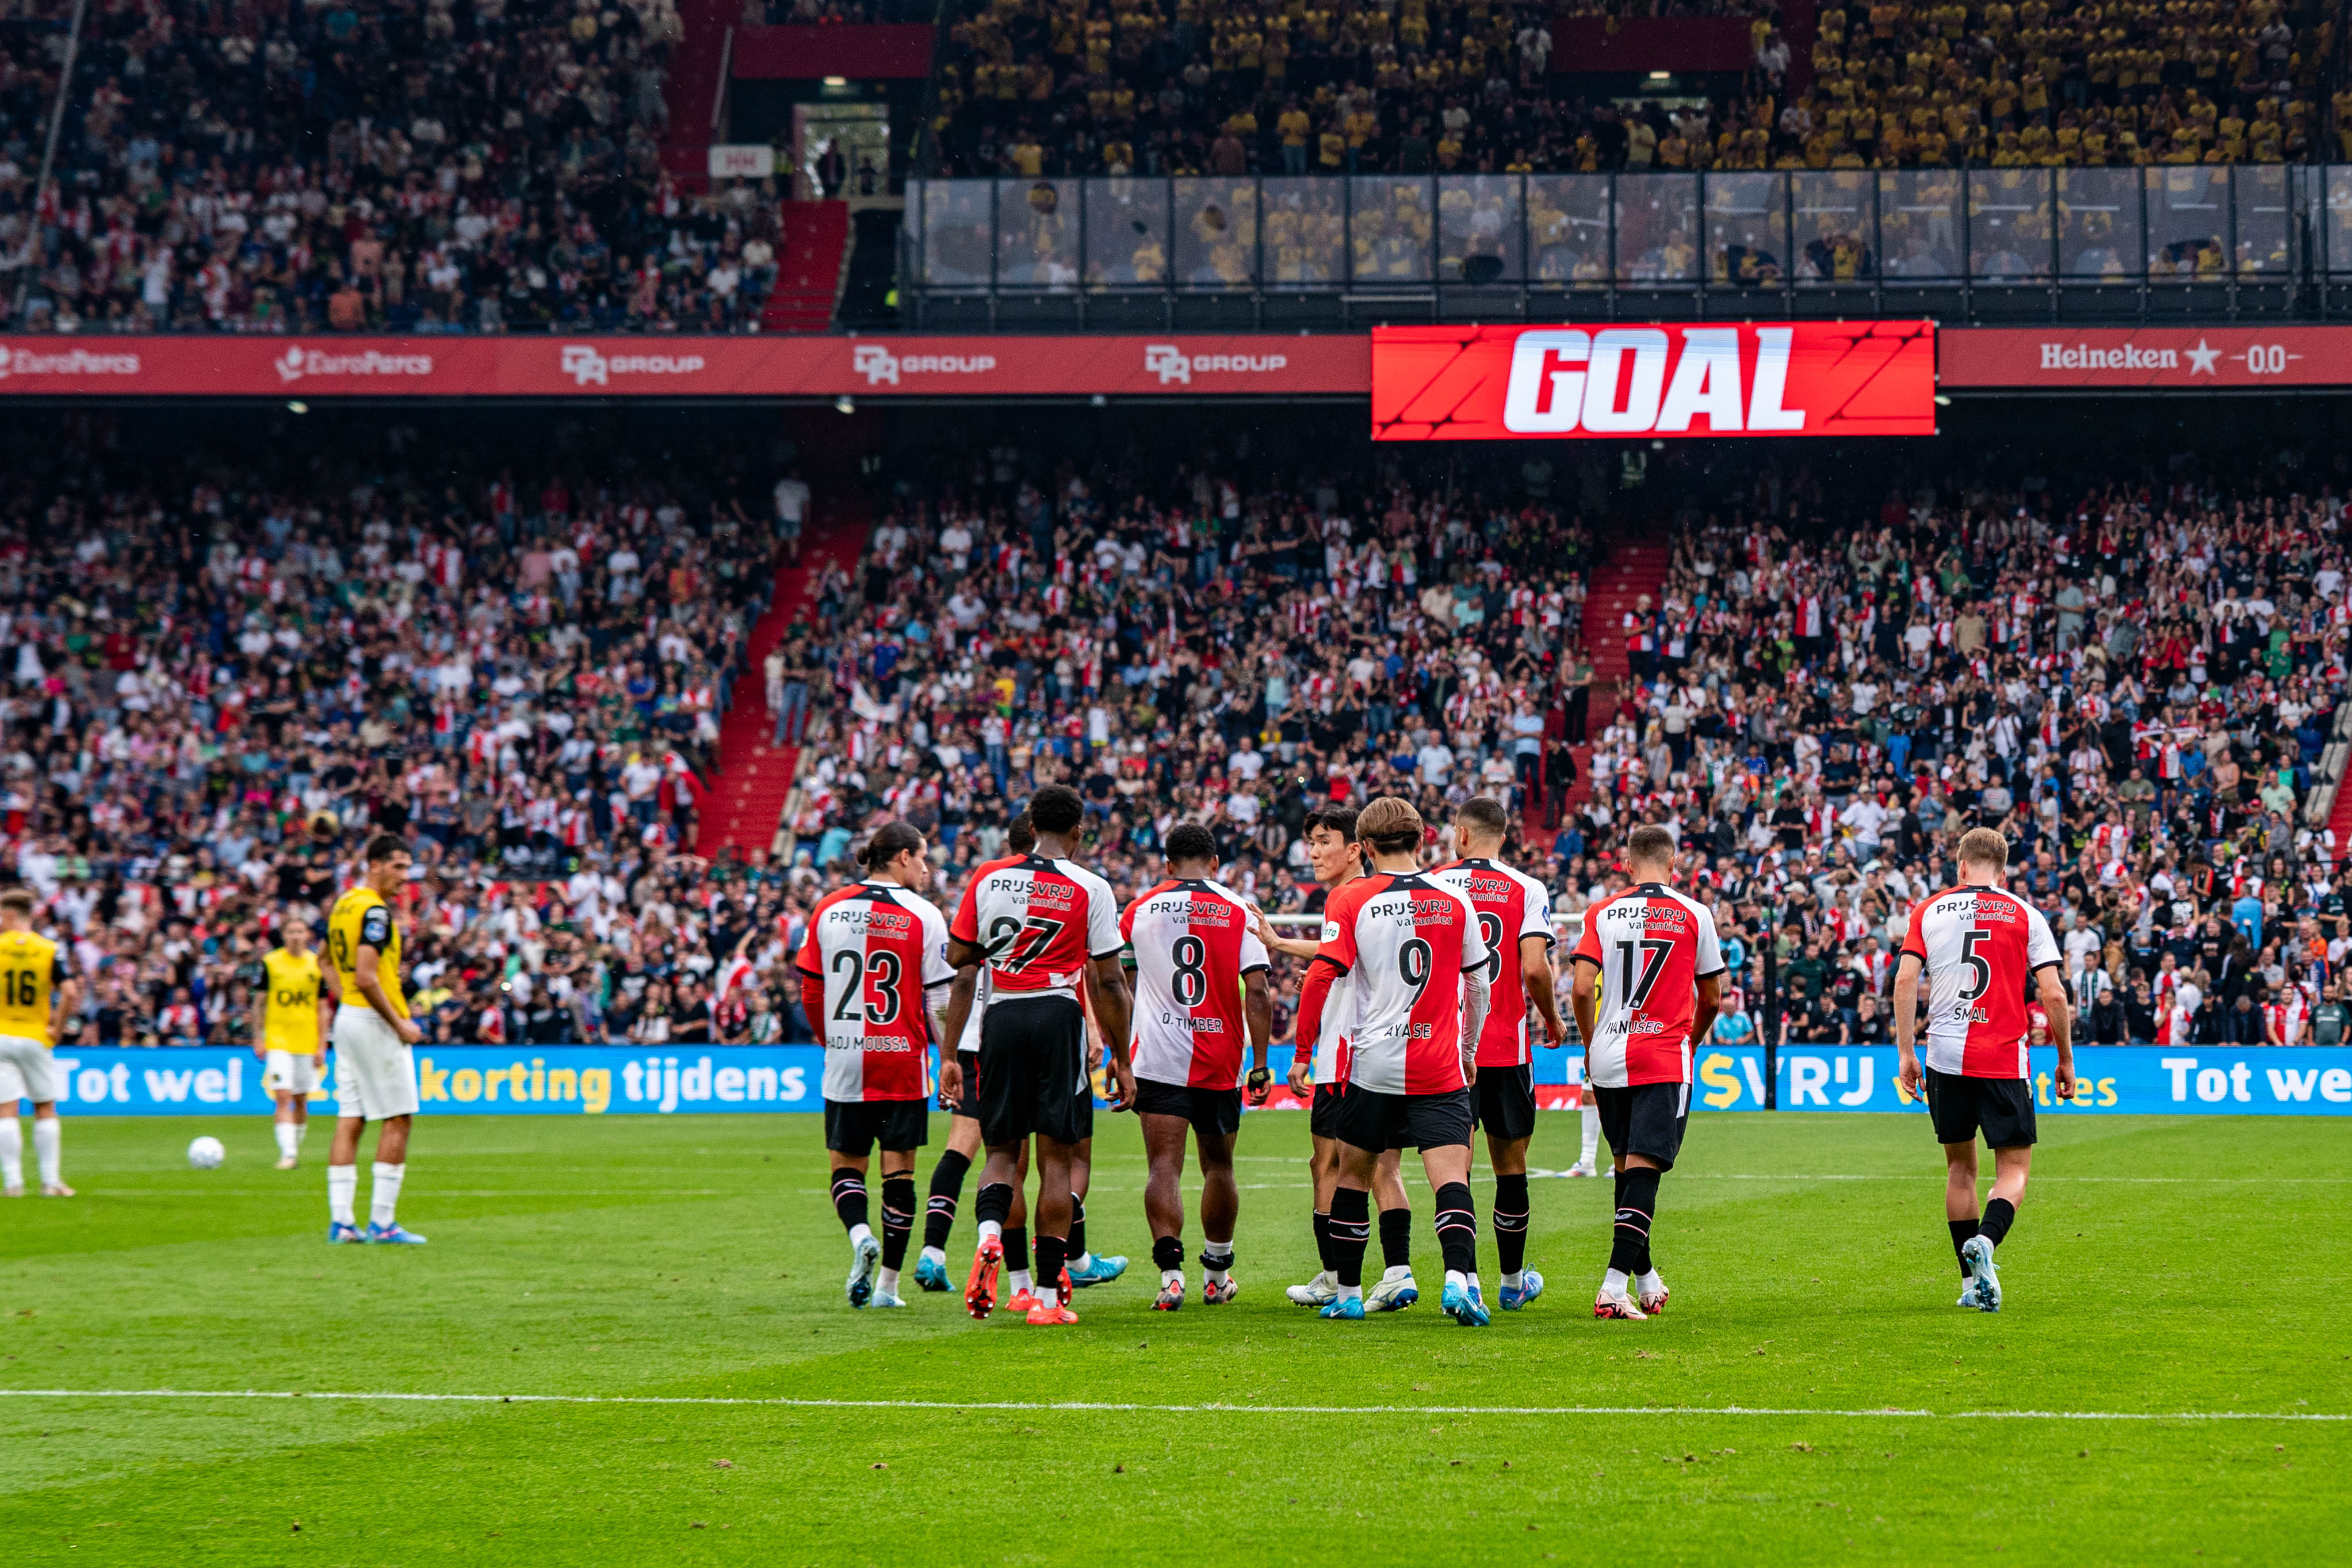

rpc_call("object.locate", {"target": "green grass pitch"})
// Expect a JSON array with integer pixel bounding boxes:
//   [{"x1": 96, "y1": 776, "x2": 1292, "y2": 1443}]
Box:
[{"x1": 2, "y1": 1110, "x2": 2347, "y2": 1566}]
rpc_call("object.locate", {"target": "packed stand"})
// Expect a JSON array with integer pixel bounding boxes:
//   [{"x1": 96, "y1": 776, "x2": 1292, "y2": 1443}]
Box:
[
  {"x1": 925, "y1": 0, "x2": 2336, "y2": 179},
  {"x1": 0, "y1": 0, "x2": 786, "y2": 333},
  {"x1": 0, "y1": 416, "x2": 791, "y2": 1050},
  {"x1": 767, "y1": 440, "x2": 2352, "y2": 1053}
]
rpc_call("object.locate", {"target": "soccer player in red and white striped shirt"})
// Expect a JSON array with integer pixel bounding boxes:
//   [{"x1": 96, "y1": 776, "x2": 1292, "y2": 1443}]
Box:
[
  {"x1": 1122, "y1": 823, "x2": 1275, "y2": 1310},
  {"x1": 1894, "y1": 826, "x2": 2073, "y2": 1313},
  {"x1": 1570, "y1": 825, "x2": 1723, "y2": 1322},
  {"x1": 797, "y1": 821, "x2": 954, "y2": 1310},
  {"x1": 940, "y1": 784, "x2": 1134, "y2": 1326},
  {"x1": 1431, "y1": 796, "x2": 1567, "y2": 1312},
  {"x1": 1295, "y1": 797, "x2": 1495, "y2": 1325}
]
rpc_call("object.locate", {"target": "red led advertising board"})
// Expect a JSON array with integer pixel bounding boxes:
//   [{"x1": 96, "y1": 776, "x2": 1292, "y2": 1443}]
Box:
[
  {"x1": 1935, "y1": 326, "x2": 2352, "y2": 389},
  {"x1": 1370, "y1": 321, "x2": 1938, "y2": 440}
]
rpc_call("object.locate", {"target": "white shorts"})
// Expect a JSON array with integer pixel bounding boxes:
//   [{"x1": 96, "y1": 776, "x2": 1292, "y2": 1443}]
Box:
[
  {"x1": 0, "y1": 1035, "x2": 58, "y2": 1105},
  {"x1": 331, "y1": 1006, "x2": 419, "y2": 1121},
  {"x1": 263, "y1": 1049, "x2": 325, "y2": 1097}
]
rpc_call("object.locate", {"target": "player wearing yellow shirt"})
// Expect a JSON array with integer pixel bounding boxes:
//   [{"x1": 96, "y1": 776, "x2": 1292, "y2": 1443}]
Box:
[
  {"x1": 0, "y1": 888, "x2": 80, "y2": 1198},
  {"x1": 254, "y1": 918, "x2": 333, "y2": 1170},
  {"x1": 324, "y1": 835, "x2": 426, "y2": 1245}
]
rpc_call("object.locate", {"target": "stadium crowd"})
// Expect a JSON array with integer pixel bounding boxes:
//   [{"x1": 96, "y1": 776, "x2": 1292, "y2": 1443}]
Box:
[
  {"x1": 3, "y1": 404, "x2": 2350, "y2": 1055},
  {"x1": 0, "y1": 0, "x2": 785, "y2": 334},
  {"x1": 927, "y1": 0, "x2": 2336, "y2": 179}
]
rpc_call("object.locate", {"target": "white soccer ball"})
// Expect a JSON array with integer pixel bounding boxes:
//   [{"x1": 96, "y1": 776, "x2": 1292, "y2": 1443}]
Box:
[{"x1": 187, "y1": 1136, "x2": 227, "y2": 1171}]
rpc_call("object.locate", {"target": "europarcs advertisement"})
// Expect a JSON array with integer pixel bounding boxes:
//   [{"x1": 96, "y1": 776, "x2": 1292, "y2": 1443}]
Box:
[{"x1": 22, "y1": 1046, "x2": 2352, "y2": 1118}]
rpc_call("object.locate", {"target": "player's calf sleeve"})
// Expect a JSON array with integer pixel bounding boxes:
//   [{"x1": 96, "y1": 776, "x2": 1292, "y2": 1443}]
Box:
[
  {"x1": 925, "y1": 1149, "x2": 972, "y2": 1251},
  {"x1": 1312, "y1": 1210, "x2": 1333, "y2": 1272},
  {"x1": 1034, "y1": 1233, "x2": 1066, "y2": 1299},
  {"x1": 1152, "y1": 1234, "x2": 1185, "y2": 1274},
  {"x1": 1378, "y1": 1205, "x2": 1412, "y2": 1269},
  {"x1": 1493, "y1": 1173, "x2": 1530, "y2": 1277},
  {"x1": 1432, "y1": 1182, "x2": 1478, "y2": 1278},
  {"x1": 1949, "y1": 1217, "x2": 1979, "y2": 1276},
  {"x1": 1004, "y1": 1225, "x2": 1030, "y2": 1275},
  {"x1": 830, "y1": 1168, "x2": 869, "y2": 1236},
  {"x1": 0, "y1": 1116, "x2": 21, "y2": 1187},
  {"x1": 879, "y1": 1175, "x2": 917, "y2": 1270},
  {"x1": 975, "y1": 1180, "x2": 1012, "y2": 1233},
  {"x1": 1978, "y1": 1197, "x2": 2016, "y2": 1249},
  {"x1": 1328, "y1": 1187, "x2": 1371, "y2": 1289},
  {"x1": 1068, "y1": 1193, "x2": 1086, "y2": 1259},
  {"x1": 1610, "y1": 1167, "x2": 1660, "y2": 1277}
]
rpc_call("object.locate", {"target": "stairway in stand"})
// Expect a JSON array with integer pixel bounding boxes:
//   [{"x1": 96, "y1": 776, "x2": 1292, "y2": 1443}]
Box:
[
  {"x1": 762, "y1": 200, "x2": 850, "y2": 333},
  {"x1": 2327, "y1": 761, "x2": 2352, "y2": 869},
  {"x1": 699, "y1": 505, "x2": 867, "y2": 856},
  {"x1": 1547, "y1": 537, "x2": 1670, "y2": 819}
]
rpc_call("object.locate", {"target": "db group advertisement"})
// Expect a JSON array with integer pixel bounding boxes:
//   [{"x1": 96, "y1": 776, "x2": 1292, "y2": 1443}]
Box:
[{"x1": 28, "y1": 1046, "x2": 2352, "y2": 1118}]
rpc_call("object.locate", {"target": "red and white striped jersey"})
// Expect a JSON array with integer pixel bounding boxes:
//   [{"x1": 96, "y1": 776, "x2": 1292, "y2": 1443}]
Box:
[
  {"x1": 1899, "y1": 883, "x2": 2062, "y2": 1079},
  {"x1": 1431, "y1": 856, "x2": 1556, "y2": 1066},
  {"x1": 1120, "y1": 878, "x2": 1271, "y2": 1088},
  {"x1": 1572, "y1": 883, "x2": 1725, "y2": 1088},
  {"x1": 949, "y1": 853, "x2": 1122, "y2": 1006},
  {"x1": 1314, "y1": 872, "x2": 1489, "y2": 1095},
  {"x1": 796, "y1": 880, "x2": 954, "y2": 1102}
]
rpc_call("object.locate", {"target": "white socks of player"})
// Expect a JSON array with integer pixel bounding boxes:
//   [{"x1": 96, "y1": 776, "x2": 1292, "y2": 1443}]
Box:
[
  {"x1": 328, "y1": 1164, "x2": 359, "y2": 1226},
  {"x1": 1204, "y1": 1243, "x2": 1233, "y2": 1286},
  {"x1": 0, "y1": 1116, "x2": 20, "y2": 1189},
  {"x1": 977, "y1": 1219, "x2": 1003, "y2": 1249},
  {"x1": 877, "y1": 1267, "x2": 900, "y2": 1295},
  {"x1": 1502, "y1": 1271, "x2": 1523, "y2": 1290},
  {"x1": 1604, "y1": 1268, "x2": 1631, "y2": 1297},
  {"x1": 1580, "y1": 1104, "x2": 1601, "y2": 1168},
  {"x1": 369, "y1": 1161, "x2": 404, "y2": 1227},
  {"x1": 1637, "y1": 1269, "x2": 1664, "y2": 1297},
  {"x1": 847, "y1": 1222, "x2": 875, "y2": 1249},
  {"x1": 275, "y1": 1122, "x2": 300, "y2": 1160},
  {"x1": 920, "y1": 1245, "x2": 947, "y2": 1268},
  {"x1": 33, "y1": 1118, "x2": 60, "y2": 1188},
  {"x1": 1338, "y1": 1282, "x2": 1364, "y2": 1303}
]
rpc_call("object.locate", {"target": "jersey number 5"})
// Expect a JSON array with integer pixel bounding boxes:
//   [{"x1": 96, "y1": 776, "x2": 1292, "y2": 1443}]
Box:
[
  {"x1": 1957, "y1": 928, "x2": 1992, "y2": 1002},
  {"x1": 1613, "y1": 938, "x2": 1673, "y2": 1008}
]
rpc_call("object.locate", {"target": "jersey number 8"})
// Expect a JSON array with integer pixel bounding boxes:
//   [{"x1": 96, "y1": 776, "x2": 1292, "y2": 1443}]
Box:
[{"x1": 1170, "y1": 934, "x2": 1208, "y2": 1006}]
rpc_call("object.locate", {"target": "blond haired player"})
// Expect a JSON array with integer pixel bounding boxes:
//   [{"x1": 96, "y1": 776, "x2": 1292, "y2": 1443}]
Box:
[
  {"x1": 0, "y1": 887, "x2": 79, "y2": 1198},
  {"x1": 254, "y1": 918, "x2": 333, "y2": 1169},
  {"x1": 324, "y1": 834, "x2": 427, "y2": 1245}
]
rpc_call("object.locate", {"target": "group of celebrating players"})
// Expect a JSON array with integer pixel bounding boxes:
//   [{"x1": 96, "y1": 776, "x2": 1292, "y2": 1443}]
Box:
[{"x1": 802, "y1": 783, "x2": 2075, "y2": 1325}]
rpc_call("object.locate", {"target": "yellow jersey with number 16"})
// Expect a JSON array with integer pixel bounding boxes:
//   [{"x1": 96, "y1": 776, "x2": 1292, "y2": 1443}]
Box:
[
  {"x1": 262, "y1": 947, "x2": 326, "y2": 1055},
  {"x1": 0, "y1": 929, "x2": 67, "y2": 1045},
  {"x1": 327, "y1": 886, "x2": 408, "y2": 1020}
]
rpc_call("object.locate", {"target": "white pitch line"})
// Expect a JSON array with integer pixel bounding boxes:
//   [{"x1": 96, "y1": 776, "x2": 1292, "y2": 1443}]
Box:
[{"x1": 0, "y1": 1390, "x2": 2340, "y2": 1422}]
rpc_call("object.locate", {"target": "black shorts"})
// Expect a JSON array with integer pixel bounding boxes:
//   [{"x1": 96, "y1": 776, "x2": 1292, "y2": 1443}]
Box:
[
  {"x1": 824, "y1": 1097, "x2": 930, "y2": 1157},
  {"x1": 976, "y1": 995, "x2": 1092, "y2": 1148},
  {"x1": 1592, "y1": 1081, "x2": 1690, "y2": 1172},
  {"x1": 1332, "y1": 1085, "x2": 1475, "y2": 1154},
  {"x1": 1924, "y1": 1067, "x2": 2038, "y2": 1149},
  {"x1": 939, "y1": 1049, "x2": 982, "y2": 1119},
  {"x1": 1473, "y1": 1064, "x2": 1536, "y2": 1143},
  {"x1": 1310, "y1": 1081, "x2": 1343, "y2": 1139},
  {"x1": 1133, "y1": 1079, "x2": 1242, "y2": 1141}
]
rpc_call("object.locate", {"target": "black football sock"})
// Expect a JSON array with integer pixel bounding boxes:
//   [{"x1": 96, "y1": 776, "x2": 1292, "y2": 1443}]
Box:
[
  {"x1": 1379, "y1": 1206, "x2": 1412, "y2": 1269},
  {"x1": 1949, "y1": 1217, "x2": 1979, "y2": 1276},
  {"x1": 1493, "y1": 1173, "x2": 1530, "y2": 1277},
  {"x1": 1152, "y1": 1234, "x2": 1184, "y2": 1272},
  {"x1": 974, "y1": 1180, "x2": 1013, "y2": 1237},
  {"x1": 924, "y1": 1149, "x2": 972, "y2": 1252},
  {"x1": 1034, "y1": 1234, "x2": 1067, "y2": 1299},
  {"x1": 1610, "y1": 1167, "x2": 1661, "y2": 1278},
  {"x1": 1978, "y1": 1197, "x2": 2016, "y2": 1249},
  {"x1": 1329, "y1": 1187, "x2": 1371, "y2": 1289},
  {"x1": 1068, "y1": 1193, "x2": 1087, "y2": 1259},
  {"x1": 1313, "y1": 1210, "x2": 1333, "y2": 1272},
  {"x1": 1004, "y1": 1225, "x2": 1030, "y2": 1276},
  {"x1": 829, "y1": 1168, "x2": 868, "y2": 1235},
  {"x1": 879, "y1": 1175, "x2": 916, "y2": 1272},
  {"x1": 1433, "y1": 1181, "x2": 1479, "y2": 1278}
]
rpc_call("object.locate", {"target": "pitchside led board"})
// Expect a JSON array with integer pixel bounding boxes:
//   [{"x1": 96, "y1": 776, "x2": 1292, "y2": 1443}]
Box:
[
  {"x1": 1369, "y1": 322, "x2": 1939, "y2": 441},
  {"x1": 30, "y1": 1045, "x2": 2352, "y2": 1118}
]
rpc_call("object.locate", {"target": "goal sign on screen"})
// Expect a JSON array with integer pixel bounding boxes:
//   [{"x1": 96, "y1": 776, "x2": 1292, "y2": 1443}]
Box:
[{"x1": 1370, "y1": 322, "x2": 1937, "y2": 441}]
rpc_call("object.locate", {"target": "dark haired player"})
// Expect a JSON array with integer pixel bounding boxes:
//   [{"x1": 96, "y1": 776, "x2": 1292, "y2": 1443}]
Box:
[
  {"x1": 1570, "y1": 825, "x2": 1723, "y2": 1321},
  {"x1": 940, "y1": 784, "x2": 1134, "y2": 1326},
  {"x1": 1432, "y1": 796, "x2": 1566, "y2": 1310},
  {"x1": 1123, "y1": 823, "x2": 1275, "y2": 1309},
  {"x1": 1294, "y1": 797, "x2": 1493, "y2": 1325},
  {"x1": 800, "y1": 820, "x2": 953, "y2": 1308}
]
